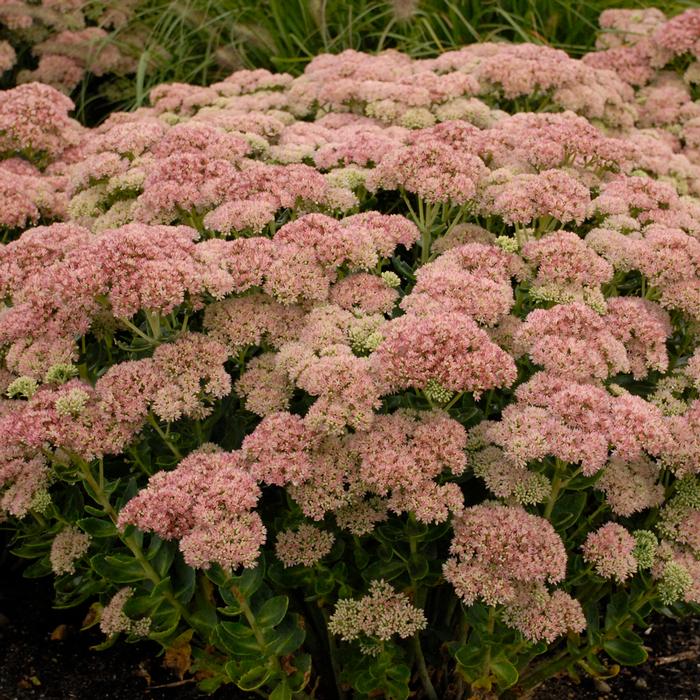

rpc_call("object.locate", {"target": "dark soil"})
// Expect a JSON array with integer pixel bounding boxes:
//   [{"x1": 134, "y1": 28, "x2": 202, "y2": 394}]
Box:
[
  {"x1": 1, "y1": 552, "x2": 699, "y2": 700},
  {"x1": 534, "y1": 615, "x2": 700, "y2": 700}
]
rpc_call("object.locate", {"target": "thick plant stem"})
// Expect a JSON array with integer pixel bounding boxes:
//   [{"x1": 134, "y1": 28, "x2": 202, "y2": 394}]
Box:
[
  {"x1": 119, "y1": 317, "x2": 159, "y2": 345},
  {"x1": 230, "y1": 585, "x2": 282, "y2": 674},
  {"x1": 480, "y1": 606, "x2": 496, "y2": 682},
  {"x1": 421, "y1": 222, "x2": 431, "y2": 265},
  {"x1": 412, "y1": 633, "x2": 438, "y2": 700},
  {"x1": 147, "y1": 413, "x2": 183, "y2": 459},
  {"x1": 544, "y1": 459, "x2": 566, "y2": 520},
  {"x1": 406, "y1": 516, "x2": 438, "y2": 700},
  {"x1": 231, "y1": 585, "x2": 314, "y2": 699},
  {"x1": 74, "y1": 456, "x2": 192, "y2": 624}
]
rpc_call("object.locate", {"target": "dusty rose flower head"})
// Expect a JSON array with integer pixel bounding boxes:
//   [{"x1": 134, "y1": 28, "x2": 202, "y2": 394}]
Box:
[
  {"x1": 401, "y1": 244, "x2": 518, "y2": 326},
  {"x1": 483, "y1": 373, "x2": 666, "y2": 476},
  {"x1": 593, "y1": 177, "x2": 695, "y2": 231},
  {"x1": 242, "y1": 412, "x2": 316, "y2": 487},
  {"x1": 521, "y1": 230, "x2": 613, "y2": 302},
  {"x1": 605, "y1": 297, "x2": 671, "y2": 378},
  {"x1": 119, "y1": 449, "x2": 265, "y2": 571},
  {"x1": 3, "y1": 378, "x2": 143, "y2": 462},
  {"x1": 0, "y1": 451, "x2": 50, "y2": 518},
  {"x1": 235, "y1": 353, "x2": 293, "y2": 417},
  {"x1": 148, "y1": 333, "x2": 231, "y2": 422},
  {"x1": 366, "y1": 138, "x2": 487, "y2": 204},
  {"x1": 0, "y1": 82, "x2": 81, "y2": 161},
  {"x1": 203, "y1": 197, "x2": 277, "y2": 236},
  {"x1": 502, "y1": 584, "x2": 586, "y2": 643},
  {"x1": 582, "y1": 523, "x2": 638, "y2": 582},
  {"x1": 444, "y1": 504, "x2": 567, "y2": 606},
  {"x1": 203, "y1": 291, "x2": 305, "y2": 352},
  {"x1": 597, "y1": 8, "x2": 666, "y2": 50},
  {"x1": 596, "y1": 455, "x2": 664, "y2": 517},
  {"x1": 0, "y1": 222, "x2": 91, "y2": 297},
  {"x1": 333, "y1": 497, "x2": 388, "y2": 536},
  {"x1": 275, "y1": 523, "x2": 335, "y2": 567},
  {"x1": 296, "y1": 349, "x2": 381, "y2": 435},
  {"x1": 653, "y1": 9, "x2": 700, "y2": 61},
  {"x1": 634, "y1": 226, "x2": 700, "y2": 320},
  {"x1": 585, "y1": 227, "x2": 641, "y2": 272},
  {"x1": 349, "y1": 409, "x2": 467, "y2": 523},
  {"x1": 329, "y1": 273, "x2": 399, "y2": 315},
  {"x1": 92, "y1": 223, "x2": 203, "y2": 318},
  {"x1": 480, "y1": 110, "x2": 632, "y2": 172},
  {"x1": 371, "y1": 311, "x2": 517, "y2": 397},
  {"x1": 480, "y1": 169, "x2": 591, "y2": 225},
  {"x1": 516, "y1": 303, "x2": 629, "y2": 381}
]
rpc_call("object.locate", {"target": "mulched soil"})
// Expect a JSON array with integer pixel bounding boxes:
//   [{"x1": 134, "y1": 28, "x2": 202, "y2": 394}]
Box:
[
  {"x1": 534, "y1": 615, "x2": 700, "y2": 700},
  {"x1": 1, "y1": 552, "x2": 699, "y2": 700}
]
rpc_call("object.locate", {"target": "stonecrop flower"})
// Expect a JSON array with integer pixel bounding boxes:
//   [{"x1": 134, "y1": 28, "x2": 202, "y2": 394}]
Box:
[
  {"x1": 483, "y1": 373, "x2": 668, "y2": 475},
  {"x1": 118, "y1": 449, "x2": 265, "y2": 571},
  {"x1": 366, "y1": 138, "x2": 487, "y2": 204},
  {"x1": 99, "y1": 587, "x2": 151, "y2": 638},
  {"x1": 275, "y1": 523, "x2": 335, "y2": 568},
  {"x1": 371, "y1": 311, "x2": 517, "y2": 397},
  {"x1": 50, "y1": 526, "x2": 91, "y2": 575},
  {"x1": 521, "y1": 230, "x2": 613, "y2": 304},
  {"x1": 401, "y1": 243, "x2": 519, "y2": 325},
  {"x1": 3, "y1": 8, "x2": 700, "y2": 691},
  {"x1": 516, "y1": 303, "x2": 629, "y2": 381},
  {"x1": 349, "y1": 409, "x2": 467, "y2": 523},
  {"x1": 328, "y1": 579, "x2": 427, "y2": 647},
  {"x1": 501, "y1": 584, "x2": 586, "y2": 643},
  {"x1": 444, "y1": 504, "x2": 568, "y2": 606},
  {"x1": 596, "y1": 455, "x2": 665, "y2": 516},
  {"x1": 582, "y1": 523, "x2": 638, "y2": 582},
  {"x1": 480, "y1": 169, "x2": 591, "y2": 225}
]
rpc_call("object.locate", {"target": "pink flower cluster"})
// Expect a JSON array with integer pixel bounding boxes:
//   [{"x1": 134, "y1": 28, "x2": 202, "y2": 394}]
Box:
[
  {"x1": 444, "y1": 504, "x2": 567, "y2": 606},
  {"x1": 475, "y1": 373, "x2": 669, "y2": 477},
  {"x1": 582, "y1": 523, "x2": 638, "y2": 582},
  {"x1": 0, "y1": 3, "x2": 139, "y2": 93},
  {"x1": 118, "y1": 449, "x2": 265, "y2": 571},
  {"x1": 444, "y1": 504, "x2": 585, "y2": 642}
]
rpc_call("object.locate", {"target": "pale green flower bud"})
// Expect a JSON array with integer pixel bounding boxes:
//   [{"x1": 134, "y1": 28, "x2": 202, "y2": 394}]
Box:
[
  {"x1": 423, "y1": 379, "x2": 454, "y2": 405},
  {"x1": 633, "y1": 530, "x2": 658, "y2": 570},
  {"x1": 55, "y1": 388, "x2": 90, "y2": 417},
  {"x1": 44, "y1": 363, "x2": 79, "y2": 385},
  {"x1": 7, "y1": 376, "x2": 38, "y2": 399},
  {"x1": 495, "y1": 235, "x2": 519, "y2": 253},
  {"x1": 658, "y1": 561, "x2": 692, "y2": 605},
  {"x1": 381, "y1": 271, "x2": 401, "y2": 288}
]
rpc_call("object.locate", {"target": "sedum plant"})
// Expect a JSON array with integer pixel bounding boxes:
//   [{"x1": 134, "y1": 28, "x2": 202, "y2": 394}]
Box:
[{"x1": 2, "y1": 6, "x2": 700, "y2": 699}]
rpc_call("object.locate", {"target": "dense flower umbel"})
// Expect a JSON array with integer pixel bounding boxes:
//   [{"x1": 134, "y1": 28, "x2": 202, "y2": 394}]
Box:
[
  {"x1": 444, "y1": 504, "x2": 567, "y2": 606},
  {"x1": 275, "y1": 523, "x2": 335, "y2": 568},
  {"x1": 371, "y1": 311, "x2": 517, "y2": 396},
  {"x1": 328, "y1": 579, "x2": 427, "y2": 646},
  {"x1": 50, "y1": 525, "x2": 90, "y2": 575},
  {"x1": 118, "y1": 449, "x2": 265, "y2": 570},
  {"x1": 582, "y1": 523, "x2": 638, "y2": 582}
]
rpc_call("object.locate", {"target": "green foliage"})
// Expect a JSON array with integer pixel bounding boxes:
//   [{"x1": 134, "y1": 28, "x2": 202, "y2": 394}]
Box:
[{"x1": 93, "y1": 0, "x2": 694, "y2": 116}]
